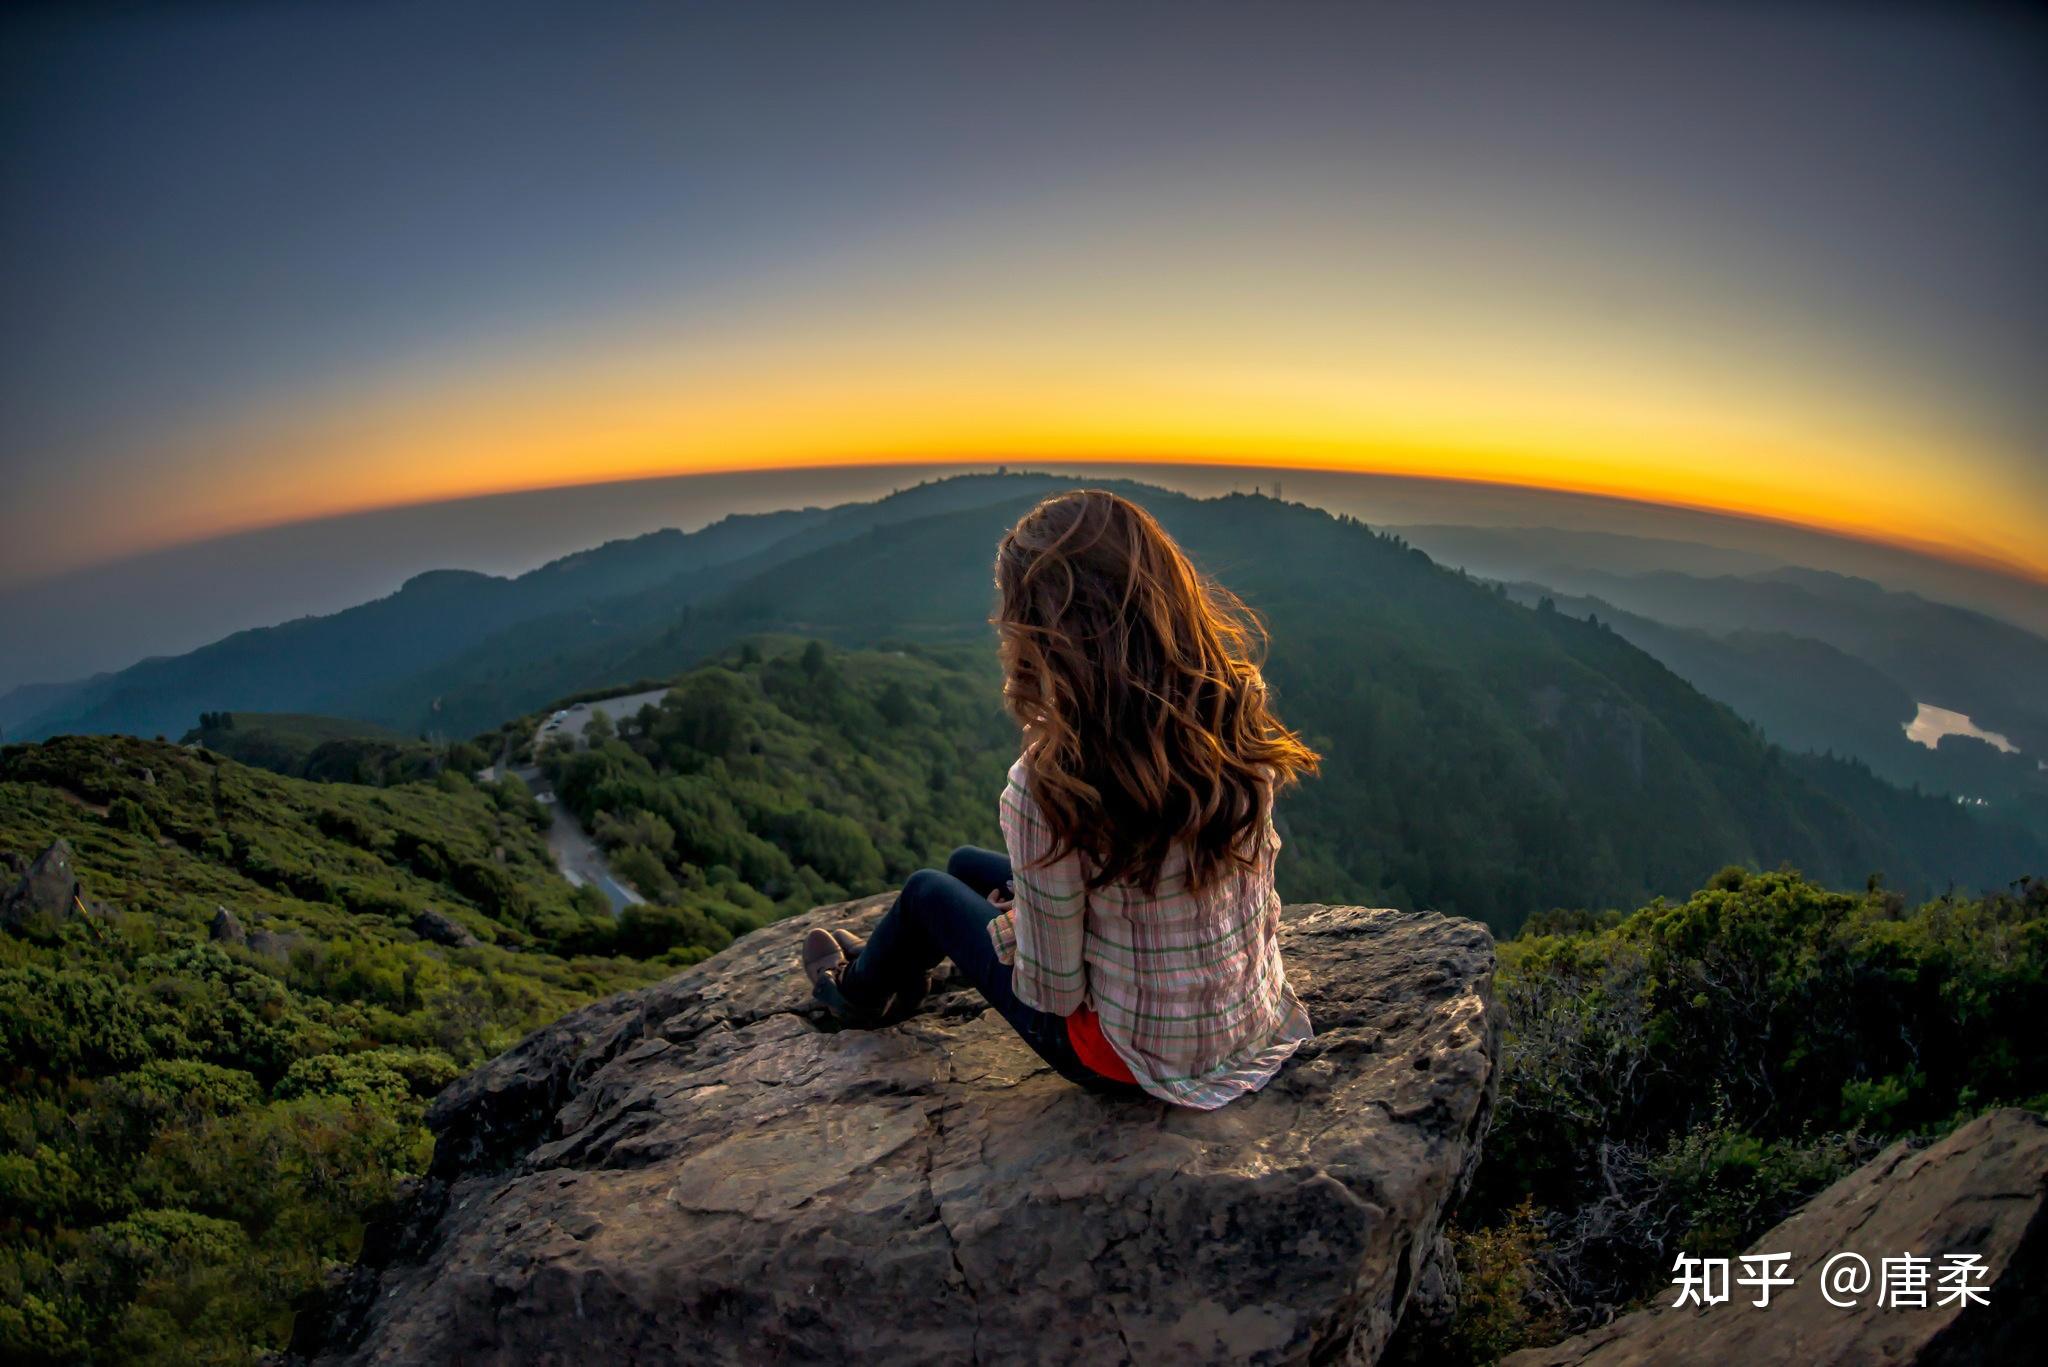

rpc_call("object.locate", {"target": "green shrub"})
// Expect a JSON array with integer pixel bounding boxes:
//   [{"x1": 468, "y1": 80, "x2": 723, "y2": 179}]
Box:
[
  {"x1": 0, "y1": 734, "x2": 672, "y2": 1363},
  {"x1": 1442, "y1": 1201, "x2": 1561, "y2": 1364},
  {"x1": 273, "y1": 1054, "x2": 413, "y2": 1108},
  {"x1": 615, "y1": 903, "x2": 734, "y2": 958},
  {"x1": 1457, "y1": 869, "x2": 2046, "y2": 1354}
]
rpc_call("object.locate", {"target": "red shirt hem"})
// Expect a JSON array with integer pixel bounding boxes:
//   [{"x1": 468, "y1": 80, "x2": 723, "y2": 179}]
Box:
[{"x1": 1066, "y1": 1005, "x2": 1137, "y2": 1083}]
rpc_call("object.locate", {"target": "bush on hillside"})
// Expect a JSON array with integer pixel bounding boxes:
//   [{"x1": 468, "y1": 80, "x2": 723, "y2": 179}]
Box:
[{"x1": 1440, "y1": 869, "x2": 2047, "y2": 1360}]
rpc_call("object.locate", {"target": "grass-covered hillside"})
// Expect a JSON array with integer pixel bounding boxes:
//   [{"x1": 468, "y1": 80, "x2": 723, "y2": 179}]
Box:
[
  {"x1": 177, "y1": 711, "x2": 463, "y2": 787},
  {"x1": 4, "y1": 654, "x2": 2042, "y2": 1364},
  {"x1": 0, "y1": 735, "x2": 668, "y2": 1364},
  {"x1": 533, "y1": 639, "x2": 1014, "y2": 960}
]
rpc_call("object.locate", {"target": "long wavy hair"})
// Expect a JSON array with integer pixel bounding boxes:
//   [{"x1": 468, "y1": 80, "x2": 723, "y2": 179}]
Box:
[{"x1": 993, "y1": 489, "x2": 1319, "y2": 896}]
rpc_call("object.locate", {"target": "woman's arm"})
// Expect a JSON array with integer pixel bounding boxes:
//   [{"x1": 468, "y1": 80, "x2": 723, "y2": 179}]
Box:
[{"x1": 996, "y1": 763, "x2": 1088, "y2": 1015}]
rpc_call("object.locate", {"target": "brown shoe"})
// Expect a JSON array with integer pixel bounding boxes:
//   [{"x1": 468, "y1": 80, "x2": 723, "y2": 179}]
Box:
[
  {"x1": 803, "y1": 925, "x2": 934, "y2": 1027},
  {"x1": 802, "y1": 928, "x2": 847, "y2": 989}
]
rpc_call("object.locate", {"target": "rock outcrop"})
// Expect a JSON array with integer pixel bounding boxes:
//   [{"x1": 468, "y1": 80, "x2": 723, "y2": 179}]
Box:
[
  {"x1": 209, "y1": 905, "x2": 248, "y2": 946},
  {"x1": 209, "y1": 903, "x2": 297, "y2": 959},
  {"x1": 1505, "y1": 1108, "x2": 2048, "y2": 1366},
  {"x1": 246, "y1": 927, "x2": 304, "y2": 960},
  {"x1": 308, "y1": 899, "x2": 1500, "y2": 1366},
  {"x1": 412, "y1": 906, "x2": 481, "y2": 949},
  {"x1": 1, "y1": 839, "x2": 82, "y2": 932}
]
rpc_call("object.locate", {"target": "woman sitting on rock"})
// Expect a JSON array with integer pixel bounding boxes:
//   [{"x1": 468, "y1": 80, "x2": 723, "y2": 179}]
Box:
[{"x1": 802, "y1": 488, "x2": 1320, "y2": 1108}]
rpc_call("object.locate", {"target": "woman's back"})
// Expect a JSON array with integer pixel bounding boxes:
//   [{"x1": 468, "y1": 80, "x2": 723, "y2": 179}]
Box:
[{"x1": 997, "y1": 757, "x2": 1312, "y2": 1110}]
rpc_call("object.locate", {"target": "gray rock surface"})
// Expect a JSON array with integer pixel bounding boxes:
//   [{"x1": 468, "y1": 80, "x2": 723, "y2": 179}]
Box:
[
  {"x1": 209, "y1": 905, "x2": 247, "y2": 946},
  {"x1": 412, "y1": 906, "x2": 481, "y2": 949},
  {"x1": 1, "y1": 839, "x2": 81, "y2": 931},
  {"x1": 309, "y1": 899, "x2": 1500, "y2": 1366},
  {"x1": 246, "y1": 927, "x2": 304, "y2": 960},
  {"x1": 1504, "y1": 1108, "x2": 2048, "y2": 1366}
]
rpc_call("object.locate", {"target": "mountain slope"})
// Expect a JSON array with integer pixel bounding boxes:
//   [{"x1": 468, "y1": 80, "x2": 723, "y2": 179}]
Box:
[
  {"x1": 11, "y1": 506, "x2": 837, "y2": 743},
  {"x1": 1499, "y1": 582, "x2": 2048, "y2": 834},
  {"x1": 1509, "y1": 564, "x2": 2048, "y2": 755},
  {"x1": 441, "y1": 482, "x2": 2044, "y2": 923},
  {"x1": 347, "y1": 472, "x2": 1096, "y2": 734},
  {"x1": 21, "y1": 474, "x2": 2042, "y2": 923},
  {"x1": 0, "y1": 735, "x2": 672, "y2": 1360}
]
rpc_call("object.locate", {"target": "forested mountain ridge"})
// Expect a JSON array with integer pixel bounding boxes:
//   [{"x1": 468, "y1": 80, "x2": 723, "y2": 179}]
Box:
[
  {"x1": 1502, "y1": 562, "x2": 2048, "y2": 755},
  {"x1": 339, "y1": 471, "x2": 1103, "y2": 733},
  {"x1": 1188, "y1": 500, "x2": 2041, "y2": 919},
  {"x1": 1499, "y1": 581, "x2": 2048, "y2": 839},
  {"x1": 12, "y1": 474, "x2": 2042, "y2": 922},
  {"x1": 3, "y1": 505, "x2": 837, "y2": 742},
  {"x1": 6, "y1": 473, "x2": 1091, "y2": 745},
  {"x1": 561, "y1": 487, "x2": 2038, "y2": 922}
]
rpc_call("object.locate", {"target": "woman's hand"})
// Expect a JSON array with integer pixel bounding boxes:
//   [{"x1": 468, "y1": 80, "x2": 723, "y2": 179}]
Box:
[{"x1": 987, "y1": 884, "x2": 1015, "y2": 908}]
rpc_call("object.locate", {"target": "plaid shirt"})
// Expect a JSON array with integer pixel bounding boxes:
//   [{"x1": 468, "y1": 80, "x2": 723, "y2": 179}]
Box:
[{"x1": 988, "y1": 757, "x2": 1313, "y2": 1109}]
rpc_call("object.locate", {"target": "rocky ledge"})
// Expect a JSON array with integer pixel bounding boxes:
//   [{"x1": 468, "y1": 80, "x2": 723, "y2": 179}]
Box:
[{"x1": 305, "y1": 900, "x2": 1500, "y2": 1366}]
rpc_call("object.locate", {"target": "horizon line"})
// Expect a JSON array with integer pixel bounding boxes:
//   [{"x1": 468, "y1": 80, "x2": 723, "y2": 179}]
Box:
[{"x1": 11, "y1": 452, "x2": 2047, "y2": 596}]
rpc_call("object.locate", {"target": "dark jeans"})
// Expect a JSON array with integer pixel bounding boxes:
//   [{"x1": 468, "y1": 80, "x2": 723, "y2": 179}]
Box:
[{"x1": 841, "y1": 846, "x2": 1143, "y2": 1096}]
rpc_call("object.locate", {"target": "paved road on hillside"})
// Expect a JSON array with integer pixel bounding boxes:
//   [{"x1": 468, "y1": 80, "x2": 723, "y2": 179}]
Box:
[
  {"x1": 478, "y1": 686, "x2": 674, "y2": 915},
  {"x1": 510, "y1": 760, "x2": 648, "y2": 916},
  {"x1": 532, "y1": 687, "x2": 673, "y2": 754}
]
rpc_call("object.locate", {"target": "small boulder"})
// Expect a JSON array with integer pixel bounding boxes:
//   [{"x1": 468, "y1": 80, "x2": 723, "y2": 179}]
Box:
[
  {"x1": 412, "y1": 907, "x2": 481, "y2": 949},
  {"x1": 1505, "y1": 1108, "x2": 2048, "y2": 1366},
  {"x1": 209, "y1": 905, "x2": 248, "y2": 947},
  {"x1": 308, "y1": 900, "x2": 1501, "y2": 1365},
  {"x1": 246, "y1": 928, "x2": 304, "y2": 960},
  {"x1": 1, "y1": 839, "x2": 82, "y2": 932}
]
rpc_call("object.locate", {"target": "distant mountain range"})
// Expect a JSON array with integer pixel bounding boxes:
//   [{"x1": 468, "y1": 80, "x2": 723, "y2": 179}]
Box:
[
  {"x1": 1389, "y1": 523, "x2": 2048, "y2": 839},
  {"x1": 0, "y1": 474, "x2": 1074, "y2": 742},
  {"x1": 1556, "y1": 564, "x2": 2045, "y2": 750},
  {"x1": 1499, "y1": 583, "x2": 2045, "y2": 827},
  {"x1": 0, "y1": 503, "x2": 834, "y2": 742},
  {"x1": 1393, "y1": 523, "x2": 1788, "y2": 581},
  {"x1": 5, "y1": 471, "x2": 2037, "y2": 926},
  {"x1": 1401, "y1": 524, "x2": 2048, "y2": 750}
]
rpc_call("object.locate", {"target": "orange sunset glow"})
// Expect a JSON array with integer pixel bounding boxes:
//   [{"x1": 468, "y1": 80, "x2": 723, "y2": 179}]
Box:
[
  {"x1": 128, "y1": 285, "x2": 2047, "y2": 587},
  {"x1": 5, "y1": 1, "x2": 2042, "y2": 597}
]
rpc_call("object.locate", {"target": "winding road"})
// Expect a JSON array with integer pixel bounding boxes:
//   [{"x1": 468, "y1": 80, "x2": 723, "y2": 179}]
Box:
[{"x1": 511, "y1": 686, "x2": 675, "y2": 915}]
